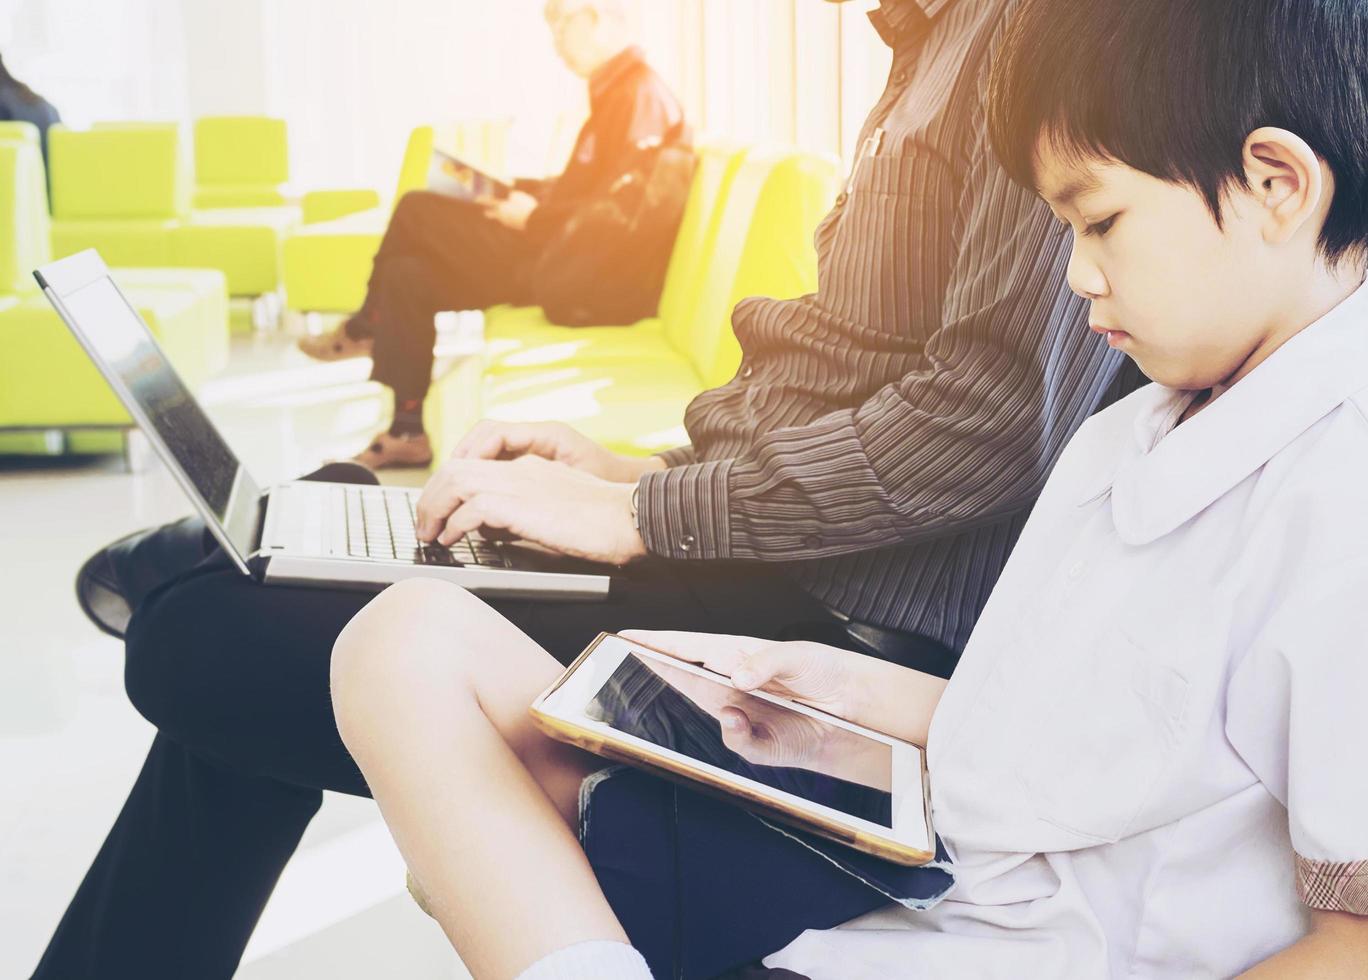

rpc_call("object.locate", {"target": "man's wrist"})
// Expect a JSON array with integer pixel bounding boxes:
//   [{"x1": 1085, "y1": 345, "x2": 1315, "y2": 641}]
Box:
[
  {"x1": 605, "y1": 453, "x2": 667, "y2": 484},
  {"x1": 616, "y1": 481, "x2": 649, "y2": 563}
]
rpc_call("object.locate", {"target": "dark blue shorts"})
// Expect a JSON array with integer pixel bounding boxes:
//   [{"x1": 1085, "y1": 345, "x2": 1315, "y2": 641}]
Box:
[{"x1": 581, "y1": 767, "x2": 954, "y2": 980}]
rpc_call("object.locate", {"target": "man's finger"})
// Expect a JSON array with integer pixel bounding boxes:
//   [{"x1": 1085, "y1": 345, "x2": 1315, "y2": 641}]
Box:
[
  {"x1": 417, "y1": 460, "x2": 498, "y2": 538},
  {"x1": 451, "y1": 421, "x2": 546, "y2": 462},
  {"x1": 439, "y1": 494, "x2": 521, "y2": 547},
  {"x1": 417, "y1": 480, "x2": 467, "y2": 541},
  {"x1": 438, "y1": 498, "x2": 486, "y2": 546},
  {"x1": 450, "y1": 420, "x2": 501, "y2": 460}
]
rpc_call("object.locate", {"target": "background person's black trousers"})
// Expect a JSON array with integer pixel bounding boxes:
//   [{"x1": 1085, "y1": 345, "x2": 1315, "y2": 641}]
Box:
[
  {"x1": 355, "y1": 191, "x2": 536, "y2": 401},
  {"x1": 31, "y1": 469, "x2": 850, "y2": 980}
]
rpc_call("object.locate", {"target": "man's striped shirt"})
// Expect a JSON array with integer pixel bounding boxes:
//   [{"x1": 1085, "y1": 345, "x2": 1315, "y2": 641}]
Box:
[{"x1": 636, "y1": 0, "x2": 1144, "y2": 652}]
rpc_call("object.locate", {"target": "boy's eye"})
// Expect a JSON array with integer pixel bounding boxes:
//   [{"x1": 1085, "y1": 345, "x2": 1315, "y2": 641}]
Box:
[{"x1": 1084, "y1": 214, "x2": 1120, "y2": 238}]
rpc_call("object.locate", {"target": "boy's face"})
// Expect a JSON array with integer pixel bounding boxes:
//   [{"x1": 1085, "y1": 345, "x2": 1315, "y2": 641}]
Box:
[{"x1": 1034, "y1": 139, "x2": 1287, "y2": 391}]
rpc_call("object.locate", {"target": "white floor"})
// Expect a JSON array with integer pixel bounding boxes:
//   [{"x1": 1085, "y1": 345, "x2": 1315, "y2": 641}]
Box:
[{"x1": 0, "y1": 329, "x2": 472, "y2": 979}]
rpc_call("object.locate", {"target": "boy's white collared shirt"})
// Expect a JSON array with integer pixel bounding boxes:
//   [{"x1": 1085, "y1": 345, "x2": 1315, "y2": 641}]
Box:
[{"x1": 768, "y1": 281, "x2": 1368, "y2": 979}]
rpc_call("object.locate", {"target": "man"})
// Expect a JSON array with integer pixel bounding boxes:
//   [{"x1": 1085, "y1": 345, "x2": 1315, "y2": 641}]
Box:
[
  {"x1": 34, "y1": 1, "x2": 1144, "y2": 977},
  {"x1": 299, "y1": 0, "x2": 690, "y2": 469}
]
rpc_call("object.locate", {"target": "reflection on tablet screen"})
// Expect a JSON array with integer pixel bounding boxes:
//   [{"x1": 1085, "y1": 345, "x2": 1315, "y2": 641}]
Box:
[{"x1": 587, "y1": 653, "x2": 894, "y2": 827}]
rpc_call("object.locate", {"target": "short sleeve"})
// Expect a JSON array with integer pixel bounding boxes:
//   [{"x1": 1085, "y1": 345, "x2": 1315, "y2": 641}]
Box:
[{"x1": 1227, "y1": 558, "x2": 1368, "y2": 914}]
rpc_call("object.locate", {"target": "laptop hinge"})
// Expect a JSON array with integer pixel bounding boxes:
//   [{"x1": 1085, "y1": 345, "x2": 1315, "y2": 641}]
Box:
[{"x1": 251, "y1": 489, "x2": 271, "y2": 554}]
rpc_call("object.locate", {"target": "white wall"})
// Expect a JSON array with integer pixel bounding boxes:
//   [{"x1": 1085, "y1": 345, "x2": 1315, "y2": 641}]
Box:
[
  {"x1": 181, "y1": 0, "x2": 269, "y2": 118},
  {"x1": 0, "y1": 0, "x2": 891, "y2": 192},
  {"x1": 0, "y1": 0, "x2": 188, "y2": 126}
]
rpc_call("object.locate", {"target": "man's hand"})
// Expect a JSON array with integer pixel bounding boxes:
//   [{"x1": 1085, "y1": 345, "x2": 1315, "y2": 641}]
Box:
[
  {"x1": 415, "y1": 455, "x2": 648, "y2": 565},
  {"x1": 450, "y1": 419, "x2": 667, "y2": 483},
  {"x1": 480, "y1": 190, "x2": 539, "y2": 231}
]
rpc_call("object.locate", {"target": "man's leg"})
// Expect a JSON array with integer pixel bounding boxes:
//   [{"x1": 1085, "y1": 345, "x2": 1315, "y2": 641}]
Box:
[
  {"x1": 356, "y1": 192, "x2": 514, "y2": 330},
  {"x1": 355, "y1": 210, "x2": 533, "y2": 468},
  {"x1": 302, "y1": 192, "x2": 525, "y2": 362},
  {"x1": 33, "y1": 568, "x2": 377, "y2": 980},
  {"x1": 35, "y1": 557, "x2": 835, "y2": 979},
  {"x1": 75, "y1": 462, "x2": 378, "y2": 640},
  {"x1": 30, "y1": 734, "x2": 325, "y2": 980}
]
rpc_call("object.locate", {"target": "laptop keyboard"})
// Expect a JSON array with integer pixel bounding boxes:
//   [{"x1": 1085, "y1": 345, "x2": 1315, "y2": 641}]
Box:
[{"x1": 342, "y1": 485, "x2": 509, "y2": 568}]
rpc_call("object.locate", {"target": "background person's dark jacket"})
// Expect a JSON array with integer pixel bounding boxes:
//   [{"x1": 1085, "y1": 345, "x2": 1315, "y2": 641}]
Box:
[
  {"x1": 0, "y1": 56, "x2": 61, "y2": 174},
  {"x1": 525, "y1": 45, "x2": 693, "y2": 326}
]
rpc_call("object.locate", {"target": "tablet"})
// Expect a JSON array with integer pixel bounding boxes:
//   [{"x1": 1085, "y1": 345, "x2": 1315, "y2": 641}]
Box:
[
  {"x1": 530, "y1": 633, "x2": 935, "y2": 865},
  {"x1": 426, "y1": 149, "x2": 511, "y2": 201}
]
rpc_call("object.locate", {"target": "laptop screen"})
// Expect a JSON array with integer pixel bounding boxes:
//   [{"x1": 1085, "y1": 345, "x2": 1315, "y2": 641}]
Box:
[{"x1": 60, "y1": 276, "x2": 246, "y2": 524}]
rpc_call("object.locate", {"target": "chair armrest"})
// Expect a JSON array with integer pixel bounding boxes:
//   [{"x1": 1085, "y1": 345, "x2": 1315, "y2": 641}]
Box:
[{"x1": 301, "y1": 188, "x2": 383, "y2": 224}]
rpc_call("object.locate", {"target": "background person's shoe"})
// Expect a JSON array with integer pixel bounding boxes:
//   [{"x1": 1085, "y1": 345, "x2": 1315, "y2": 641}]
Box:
[
  {"x1": 353, "y1": 431, "x2": 433, "y2": 469},
  {"x1": 297, "y1": 321, "x2": 373, "y2": 362}
]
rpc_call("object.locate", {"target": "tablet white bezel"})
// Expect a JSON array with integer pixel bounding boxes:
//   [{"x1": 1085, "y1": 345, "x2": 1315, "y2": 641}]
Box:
[{"x1": 536, "y1": 634, "x2": 931, "y2": 856}]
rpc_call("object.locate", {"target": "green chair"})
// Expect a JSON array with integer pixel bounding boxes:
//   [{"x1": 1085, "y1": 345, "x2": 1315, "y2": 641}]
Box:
[
  {"x1": 426, "y1": 145, "x2": 842, "y2": 458},
  {"x1": 0, "y1": 135, "x2": 229, "y2": 454},
  {"x1": 478, "y1": 142, "x2": 745, "y2": 371},
  {"x1": 48, "y1": 122, "x2": 184, "y2": 267},
  {"x1": 193, "y1": 115, "x2": 290, "y2": 208},
  {"x1": 48, "y1": 122, "x2": 298, "y2": 297},
  {"x1": 283, "y1": 120, "x2": 514, "y2": 314},
  {"x1": 282, "y1": 125, "x2": 437, "y2": 314},
  {"x1": 0, "y1": 121, "x2": 40, "y2": 145}
]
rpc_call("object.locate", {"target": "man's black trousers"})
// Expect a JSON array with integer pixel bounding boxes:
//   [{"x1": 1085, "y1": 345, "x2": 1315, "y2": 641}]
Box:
[
  {"x1": 357, "y1": 190, "x2": 536, "y2": 402},
  {"x1": 30, "y1": 471, "x2": 851, "y2": 980}
]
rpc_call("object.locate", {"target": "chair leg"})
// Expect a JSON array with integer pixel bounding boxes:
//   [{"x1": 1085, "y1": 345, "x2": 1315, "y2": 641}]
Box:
[
  {"x1": 122, "y1": 429, "x2": 151, "y2": 473},
  {"x1": 252, "y1": 289, "x2": 285, "y2": 332}
]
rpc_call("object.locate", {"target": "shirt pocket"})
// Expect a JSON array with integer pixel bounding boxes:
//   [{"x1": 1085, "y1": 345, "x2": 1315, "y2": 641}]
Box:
[
  {"x1": 1014, "y1": 632, "x2": 1191, "y2": 845},
  {"x1": 821, "y1": 151, "x2": 957, "y2": 336}
]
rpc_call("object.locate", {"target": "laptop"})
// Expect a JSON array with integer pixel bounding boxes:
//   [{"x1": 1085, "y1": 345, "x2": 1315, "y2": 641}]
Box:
[{"x1": 35, "y1": 250, "x2": 613, "y2": 600}]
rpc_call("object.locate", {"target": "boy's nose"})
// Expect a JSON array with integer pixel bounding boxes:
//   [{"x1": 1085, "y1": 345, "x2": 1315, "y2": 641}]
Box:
[{"x1": 1066, "y1": 247, "x2": 1108, "y2": 301}]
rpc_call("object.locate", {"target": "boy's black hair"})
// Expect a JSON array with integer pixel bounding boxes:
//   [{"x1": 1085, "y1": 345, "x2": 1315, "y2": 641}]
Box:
[{"x1": 987, "y1": 0, "x2": 1368, "y2": 264}]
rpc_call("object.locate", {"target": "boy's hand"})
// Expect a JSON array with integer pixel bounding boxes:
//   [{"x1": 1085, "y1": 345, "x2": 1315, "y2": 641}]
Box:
[
  {"x1": 622, "y1": 630, "x2": 949, "y2": 747},
  {"x1": 625, "y1": 633, "x2": 892, "y2": 787},
  {"x1": 450, "y1": 419, "x2": 667, "y2": 484},
  {"x1": 620, "y1": 632, "x2": 869, "y2": 723}
]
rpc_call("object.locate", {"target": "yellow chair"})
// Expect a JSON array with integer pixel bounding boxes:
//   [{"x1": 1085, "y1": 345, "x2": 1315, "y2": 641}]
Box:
[
  {"x1": 0, "y1": 135, "x2": 229, "y2": 454},
  {"x1": 426, "y1": 145, "x2": 842, "y2": 458},
  {"x1": 48, "y1": 122, "x2": 298, "y2": 297},
  {"x1": 479, "y1": 141, "x2": 746, "y2": 371},
  {"x1": 283, "y1": 120, "x2": 512, "y2": 314},
  {"x1": 192, "y1": 115, "x2": 291, "y2": 208},
  {"x1": 282, "y1": 125, "x2": 436, "y2": 314},
  {"x1": 0, "y1": 121, "x2": 40, "y2": 145}
]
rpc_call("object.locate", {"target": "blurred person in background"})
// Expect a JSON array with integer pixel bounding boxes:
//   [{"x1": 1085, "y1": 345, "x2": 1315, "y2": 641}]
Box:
[
  {"x1": 298, "y1": 0, "x2": 692, "y2": 469},
  {"x1": 0, "y1": 51, "x2": 60, "y2": 171}
]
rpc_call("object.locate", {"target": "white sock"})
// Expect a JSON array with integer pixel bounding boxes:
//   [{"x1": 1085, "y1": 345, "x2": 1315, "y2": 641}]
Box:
[{"x1": 514, "y1": 940, "x2": 654, "y2": 980}]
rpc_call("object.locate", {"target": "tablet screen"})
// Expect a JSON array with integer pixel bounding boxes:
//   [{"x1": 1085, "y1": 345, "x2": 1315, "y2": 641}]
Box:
[{"x1": 586, "y1": 653, "x2": 894, "y2": 826}]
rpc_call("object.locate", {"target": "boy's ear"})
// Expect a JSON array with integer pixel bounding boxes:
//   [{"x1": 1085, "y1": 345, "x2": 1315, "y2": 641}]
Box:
[{"x1": 1242, "y1": 127, "x2": 1328, "y2": 246}]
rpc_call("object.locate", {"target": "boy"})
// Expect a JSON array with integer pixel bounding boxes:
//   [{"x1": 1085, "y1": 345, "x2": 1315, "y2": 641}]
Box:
[{"x1": 331, "y1": 0, "x2": 1368, "y2": 976}]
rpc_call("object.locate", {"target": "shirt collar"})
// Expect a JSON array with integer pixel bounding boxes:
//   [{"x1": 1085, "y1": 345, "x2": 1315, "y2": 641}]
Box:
[
  {"x1": 868, "y1": 0, "x2": 955, "y2": 48},
  {"x1": 1082, "y1": 280, "x2": 1368, "y2": 545},
  {"x1": 589, "y1": 45, "x2": 645, "y2": 103}
]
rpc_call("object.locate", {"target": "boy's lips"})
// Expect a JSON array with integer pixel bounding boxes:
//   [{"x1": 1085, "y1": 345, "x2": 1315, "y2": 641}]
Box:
[{"x1": 1091, "y1": 323, "x2": 1132, "y2": 348}]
